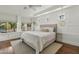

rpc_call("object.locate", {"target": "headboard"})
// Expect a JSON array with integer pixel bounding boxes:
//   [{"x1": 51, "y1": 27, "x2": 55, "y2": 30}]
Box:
[{"x1": 40, "y1": 24, "x2": 57, "y2": 33}]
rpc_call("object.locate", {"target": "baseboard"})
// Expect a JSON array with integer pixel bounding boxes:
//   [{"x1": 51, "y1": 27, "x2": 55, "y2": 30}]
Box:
[{"x1": 56, "y1": 41, "x2": 79, "y2": 48}]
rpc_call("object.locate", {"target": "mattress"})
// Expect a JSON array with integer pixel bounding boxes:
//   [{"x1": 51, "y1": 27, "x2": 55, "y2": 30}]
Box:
[{"x1": 21, "y1": 31, "x2": 56, "y2": 53}]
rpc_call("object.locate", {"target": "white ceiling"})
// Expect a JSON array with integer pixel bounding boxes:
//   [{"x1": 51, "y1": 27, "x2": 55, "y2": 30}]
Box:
[
  {"x1": 0, "y1": 5, "x2": 67, "y2": 17},
  {"x1": 34, "y1": 5, "x2": 65, "y2": 16},
  {"x1": 0, "y1": 5, "x2": 53, "y2": 17}
]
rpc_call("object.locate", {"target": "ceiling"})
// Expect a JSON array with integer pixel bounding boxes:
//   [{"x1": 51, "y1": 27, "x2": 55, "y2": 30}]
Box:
[
  {"x1": 0, "y1": 5, "x2": 66, "y2": 17},
  {"x1": 0, "y1": 5, "x2": 52, "y2": 17}
]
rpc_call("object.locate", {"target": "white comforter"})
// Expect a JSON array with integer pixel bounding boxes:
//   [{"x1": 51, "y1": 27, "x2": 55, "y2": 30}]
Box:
[{"x1": 21, "y1": 31, "x2": 56, "y2": 54}]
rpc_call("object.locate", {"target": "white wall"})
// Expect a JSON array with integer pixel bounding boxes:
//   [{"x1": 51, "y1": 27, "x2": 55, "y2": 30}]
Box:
[
  {"x1": 0, "y1": 13, "x2": 32, "y2": 23},
  {"x1": 35, "y1": 6, "x2": 79, "y2": 46},
  {"x1": 0, "y1": 13, "x2": 16, "y2": 23}
]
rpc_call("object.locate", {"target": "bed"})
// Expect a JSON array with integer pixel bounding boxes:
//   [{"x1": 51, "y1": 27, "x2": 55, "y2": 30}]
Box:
[{"x1": 21, "y1": 24, "x2": 57, "y2": 54}]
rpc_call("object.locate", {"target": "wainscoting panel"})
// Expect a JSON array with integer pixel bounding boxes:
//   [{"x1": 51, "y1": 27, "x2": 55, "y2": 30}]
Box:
[{"x1": 57, "y1": 33, "x2": 79, "y2": 47}]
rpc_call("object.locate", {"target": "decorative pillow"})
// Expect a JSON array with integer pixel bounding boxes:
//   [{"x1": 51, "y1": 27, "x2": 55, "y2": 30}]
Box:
[
  {"x1": 41, "y1": 29, "x2": 49, "y2": 32},
  {"x1": 49, "y1": 27, "x2": 54, "y2": 32}
]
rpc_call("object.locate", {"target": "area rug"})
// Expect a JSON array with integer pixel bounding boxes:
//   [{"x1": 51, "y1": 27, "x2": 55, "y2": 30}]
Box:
[
  {"x1": 11, "y1": 40, "x2": 63, "y2": 54},
  {"x1": 41, "y1": 42, "x2": 63, "y2": 54}
]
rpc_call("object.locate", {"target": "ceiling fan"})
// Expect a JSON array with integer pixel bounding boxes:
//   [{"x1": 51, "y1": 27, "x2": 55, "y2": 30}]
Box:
[{"x1": 23, "y1": 5, "x2": 42, "y2": 10}]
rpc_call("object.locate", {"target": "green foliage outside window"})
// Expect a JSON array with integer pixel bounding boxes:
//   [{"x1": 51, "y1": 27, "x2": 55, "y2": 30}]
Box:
[{"x1": 0, "y1": 22, "x2": 16, "y2": 32}]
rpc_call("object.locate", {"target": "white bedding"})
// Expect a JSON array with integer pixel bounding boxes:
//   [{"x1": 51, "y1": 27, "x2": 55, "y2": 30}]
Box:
[{"x1": 21, "y1": 31, "x2": 56, "y2": 54}]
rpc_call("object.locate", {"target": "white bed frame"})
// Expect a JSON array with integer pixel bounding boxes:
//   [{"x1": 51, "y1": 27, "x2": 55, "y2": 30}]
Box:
[{"x1": 40, "y1": 24, "x2": 57, "y2": 39}]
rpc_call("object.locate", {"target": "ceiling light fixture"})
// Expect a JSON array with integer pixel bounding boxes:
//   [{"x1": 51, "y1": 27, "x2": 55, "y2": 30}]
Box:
[{"x1": 23, "y1": 5, "x2": 42, "y2": 10}]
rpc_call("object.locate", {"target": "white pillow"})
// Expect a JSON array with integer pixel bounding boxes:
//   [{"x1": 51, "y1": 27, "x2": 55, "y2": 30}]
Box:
[
  {"x1": 40, "y1": 27, "x2": 54, "y2": 32},
  {"x1": 48, "y1": 27, "x2": 54, "y2": 32}
]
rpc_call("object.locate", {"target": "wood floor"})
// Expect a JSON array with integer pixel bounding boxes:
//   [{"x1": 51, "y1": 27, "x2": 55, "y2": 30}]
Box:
[
  {"x1": 56, "y1": 41, "x2": 79, "y2": 54},
  {"x1": 0, "y1": 40, "x2": 79, "y2": 54}
]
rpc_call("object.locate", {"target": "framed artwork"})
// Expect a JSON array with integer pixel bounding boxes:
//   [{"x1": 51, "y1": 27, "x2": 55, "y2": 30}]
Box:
[{"x1": 59, "y1": 15, "x2": 65, "y2": 21}]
